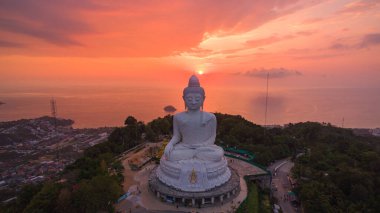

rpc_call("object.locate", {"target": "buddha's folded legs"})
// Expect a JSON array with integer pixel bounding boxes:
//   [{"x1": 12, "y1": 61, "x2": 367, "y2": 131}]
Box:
[
  {"x1": 168, "y1": 143, "x2": 196, "y2": 161},
  {"x1": 195, "y1": 145, "x2": 224, "y2": 162},
  {"x1": 168, "y1": 144, "x2": 224, "y2": 162}
]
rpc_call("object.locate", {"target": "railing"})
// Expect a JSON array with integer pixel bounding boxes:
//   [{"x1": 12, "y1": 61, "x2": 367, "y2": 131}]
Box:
[
  {"x1": 223, "y1": 151, "x2": 270, "y2": 176},
  {"x1": 224, "y1": 148, "x2": 272, "y2": 212},
  {"x1": 224, "y1": 147, "x2": 256, "y2": 161}
]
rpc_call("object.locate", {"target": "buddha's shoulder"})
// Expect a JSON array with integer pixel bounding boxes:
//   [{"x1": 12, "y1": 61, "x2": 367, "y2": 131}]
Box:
[
  {"x1": 174, "y1": 111, "x2": 215, "y2": 121},
  {"x1": 174, "y1": 112, "x2": 186, "y2": 118},
  {"x1": 202, "y1": 112, "x2": 216, "y2": 120}
]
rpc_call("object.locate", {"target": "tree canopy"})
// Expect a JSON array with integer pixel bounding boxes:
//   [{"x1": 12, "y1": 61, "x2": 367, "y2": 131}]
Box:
[{"x1": 2, "y1": 114, "x2": 379, "y2": 213}]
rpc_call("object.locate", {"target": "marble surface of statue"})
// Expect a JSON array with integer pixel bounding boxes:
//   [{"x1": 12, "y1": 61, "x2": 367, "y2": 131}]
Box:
[
  {"x1": 163, "y1": 76, "x2": 224, "y2": 162},
  {"x1": 157, "y1": 75, "x2": 231, "y2": 192}
]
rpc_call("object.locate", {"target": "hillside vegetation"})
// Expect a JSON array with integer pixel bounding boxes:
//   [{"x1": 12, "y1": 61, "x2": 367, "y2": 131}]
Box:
[{"x1": 2, "y1": 114, "x2": 379, "y2": 212}]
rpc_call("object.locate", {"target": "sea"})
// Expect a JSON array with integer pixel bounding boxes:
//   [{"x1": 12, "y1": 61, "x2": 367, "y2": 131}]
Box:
[{"x1": 0, "y1": 86, "x2": 379, "y2": 128}]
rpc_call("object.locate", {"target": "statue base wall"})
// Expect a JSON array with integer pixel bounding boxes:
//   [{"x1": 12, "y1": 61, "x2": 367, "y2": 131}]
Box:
[
  {"x1": 157, "y1": 157, "x2": 231, "y2": 192},
  {"x1": 149, "y1": 166, "x2": 240, "y2": 207}
]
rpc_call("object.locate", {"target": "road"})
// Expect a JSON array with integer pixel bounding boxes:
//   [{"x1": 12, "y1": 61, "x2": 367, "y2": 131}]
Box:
[{"x1": 268, "y1": 159, "x2": 297, "y2": 213}]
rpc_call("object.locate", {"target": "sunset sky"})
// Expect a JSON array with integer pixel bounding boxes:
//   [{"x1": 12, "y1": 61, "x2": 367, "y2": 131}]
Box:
[{"x1": 1, "y1": 0, "x2": 380, "y2": 90}]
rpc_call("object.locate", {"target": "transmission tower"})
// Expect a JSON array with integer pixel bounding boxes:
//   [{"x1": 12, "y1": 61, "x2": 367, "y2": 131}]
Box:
[
  {"x1": 50, "y1": 98, "x2": 59, "y2": 161},
  {"x1": 51, "y1": 98, "x2": 57, "y2": 118},
  {"x1": 50, "y1": 98, "x2": 58, "y2": 131},
  {"x1": 51, "y1": 98, "x2": 57, "y2": 117}
]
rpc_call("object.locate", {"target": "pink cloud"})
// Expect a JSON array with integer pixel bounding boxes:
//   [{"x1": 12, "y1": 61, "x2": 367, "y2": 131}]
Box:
[
  {"x1": 246, "y1": 35, "x2": 294, "y2": 48},
  {"x1": 0, "y1": 39, "x2": 25, "y2": 48},
  {"x1": 0, "y1": 0, "x2": 98, "y2": 46},
  {"x1": 328, "y1": 33, "x2": 380, "y2": 50},
  {"x1": 338, "y1": 0, "x2": 379, "y2": 14},
  {"x1": 245, "y1": 31, "x2": 315, "y2": 48},
  {"x1": 360, "y1": 33, "x2": 380, "y2": 48},
  {"x1": 236, "y1": 68, "x2": 302, "y2": 79}
]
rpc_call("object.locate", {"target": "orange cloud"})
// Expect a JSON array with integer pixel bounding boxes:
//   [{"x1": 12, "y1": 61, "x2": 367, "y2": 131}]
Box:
[{"x1": 0, "y1": 0, "x2": 303, "y2": 57}]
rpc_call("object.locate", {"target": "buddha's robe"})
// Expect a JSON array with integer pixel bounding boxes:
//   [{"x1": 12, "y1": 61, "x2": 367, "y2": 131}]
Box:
[{"x1": 167, "y1": 111, "x2": 224, "y2": 162}]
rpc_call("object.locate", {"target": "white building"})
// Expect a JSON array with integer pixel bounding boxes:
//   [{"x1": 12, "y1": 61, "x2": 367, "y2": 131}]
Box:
[{"x1": 372, "y1": 128, "x2": 380, "y2": 137}]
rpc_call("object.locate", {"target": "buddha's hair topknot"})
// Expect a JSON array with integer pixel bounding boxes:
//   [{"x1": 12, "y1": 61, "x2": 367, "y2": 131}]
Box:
[{"x1": 183, "y1": 75, "x2": 205, "y2": 97}]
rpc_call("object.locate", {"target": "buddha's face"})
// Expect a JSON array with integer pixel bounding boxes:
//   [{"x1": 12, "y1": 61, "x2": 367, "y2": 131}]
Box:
[{"x1": 184, "y1": 93, "x2": 204, "y2": 111}]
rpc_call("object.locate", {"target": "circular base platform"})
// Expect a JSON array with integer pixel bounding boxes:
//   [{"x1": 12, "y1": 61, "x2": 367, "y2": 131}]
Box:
[
  {"x1": 148, "y1": 166, "x2": 240, "y2": 207},
  {"x1": 157, "y1": 157, "x2": 231, "y2": 192}
]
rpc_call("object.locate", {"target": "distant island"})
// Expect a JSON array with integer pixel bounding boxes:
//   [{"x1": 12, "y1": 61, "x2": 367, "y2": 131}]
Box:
[
  {"x1": 163, "y1": 105, "x2": 176, "y2": 113},
  {"x1": 0, "y1": 101, "x2": 5, "y2": 105}
]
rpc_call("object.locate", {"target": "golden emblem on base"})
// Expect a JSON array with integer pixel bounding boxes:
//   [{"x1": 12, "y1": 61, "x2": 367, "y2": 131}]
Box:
[{"x1": 189, "y1": 168, "x2": 197, "y2": 184}]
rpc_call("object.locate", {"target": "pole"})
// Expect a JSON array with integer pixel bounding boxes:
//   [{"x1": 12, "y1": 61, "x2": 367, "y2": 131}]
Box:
[
  {"x1": 51, "y1": 98, "x2": 59, "y2": 161},
  {"x1": 264, "y1": 73, "x2": 269, "y2": 136},
  {"x1": 265, "y1": 73, "x2": 269, "y2": 127}
]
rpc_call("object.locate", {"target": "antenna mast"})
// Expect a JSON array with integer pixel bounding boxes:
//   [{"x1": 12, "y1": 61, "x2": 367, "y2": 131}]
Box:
[
  {"x1": 50, "y1": 98, "x2": 59, "y2": 161},
  {"x1": 50, "y1": 98, "x2": 57, "y2": 130},
  {"x1": 264, "y1": 73, "x2": 269, "y2": 127}
]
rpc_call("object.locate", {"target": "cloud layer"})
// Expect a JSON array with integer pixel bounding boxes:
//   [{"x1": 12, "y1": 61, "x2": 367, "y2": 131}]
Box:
[
  {"x1": 237, "y1": 68, "x2": 302, "y2": 79},
  {"x1": 0, "y1": 0, "x2": 305, "y2": 56}
]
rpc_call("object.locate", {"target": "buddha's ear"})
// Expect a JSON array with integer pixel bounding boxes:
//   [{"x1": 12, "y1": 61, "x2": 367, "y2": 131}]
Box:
[{"x1": 182, "y1": 96, "x2": 187, "y2": 110}]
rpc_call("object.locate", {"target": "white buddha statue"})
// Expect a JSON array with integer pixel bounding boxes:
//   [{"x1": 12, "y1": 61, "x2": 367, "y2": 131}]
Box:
[
  {"x1": 164, "y1": 75, "x2": 224, "y2": 162},
  {"x1": 157, "y1": 75, "x2": 231, "y2": 192}
]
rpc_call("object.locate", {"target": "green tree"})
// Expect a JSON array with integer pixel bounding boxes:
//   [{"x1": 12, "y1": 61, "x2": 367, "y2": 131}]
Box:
[
  {"x1": 55, "y1": 188, "x2": 73, "y2": 213},
  {"x1": 147, "y1": 115, "x2": 173, "y2": 136},
  {"x1": 1, "y1": 184, "x2": 43, "y2": 213},
  {"x1": 20, "y1": 184, "x2": 43, "y2": 209},
  {"x1": 72, "y1": 176, "x2": 122, "y2": 213},
  {"x1": 124, "y1": 116, "x2": 137, "y2": 126},
  {"x1": 145, "y1": 124, "x2": 158, "y2": 141},
  {"x1": 23, "y1": 183, "x2": 61, "y2": 213}
]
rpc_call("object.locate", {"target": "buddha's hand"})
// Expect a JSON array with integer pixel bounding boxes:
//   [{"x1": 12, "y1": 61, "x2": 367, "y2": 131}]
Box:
[{"x1": 164, "y1": 143, "x2": 174, "y2": 160}]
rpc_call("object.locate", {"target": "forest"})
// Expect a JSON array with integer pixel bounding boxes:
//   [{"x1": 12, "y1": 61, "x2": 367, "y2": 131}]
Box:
[{"x1": 2, "y1": 114, "x2": 379, "y2": 212}]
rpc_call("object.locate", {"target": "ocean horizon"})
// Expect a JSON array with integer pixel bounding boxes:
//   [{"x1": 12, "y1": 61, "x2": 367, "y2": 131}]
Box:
[{"x1": 1, "y1": 86, "x2": 379, "y2": 129}]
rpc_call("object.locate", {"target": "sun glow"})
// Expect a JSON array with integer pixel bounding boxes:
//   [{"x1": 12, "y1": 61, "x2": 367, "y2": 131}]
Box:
[{"x1": 197, "y1": 70, "x2": 204, "y2": 75}]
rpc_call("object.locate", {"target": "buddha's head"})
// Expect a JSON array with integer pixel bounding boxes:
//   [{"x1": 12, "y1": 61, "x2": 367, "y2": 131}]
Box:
[{"x1": 183, "y1": 75, "x2": 205, "y2": 111}]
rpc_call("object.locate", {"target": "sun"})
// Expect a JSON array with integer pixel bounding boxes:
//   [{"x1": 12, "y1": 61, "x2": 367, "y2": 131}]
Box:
[{"x1": 197, "y1": 70, "x2": 204, "y2": 75}]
